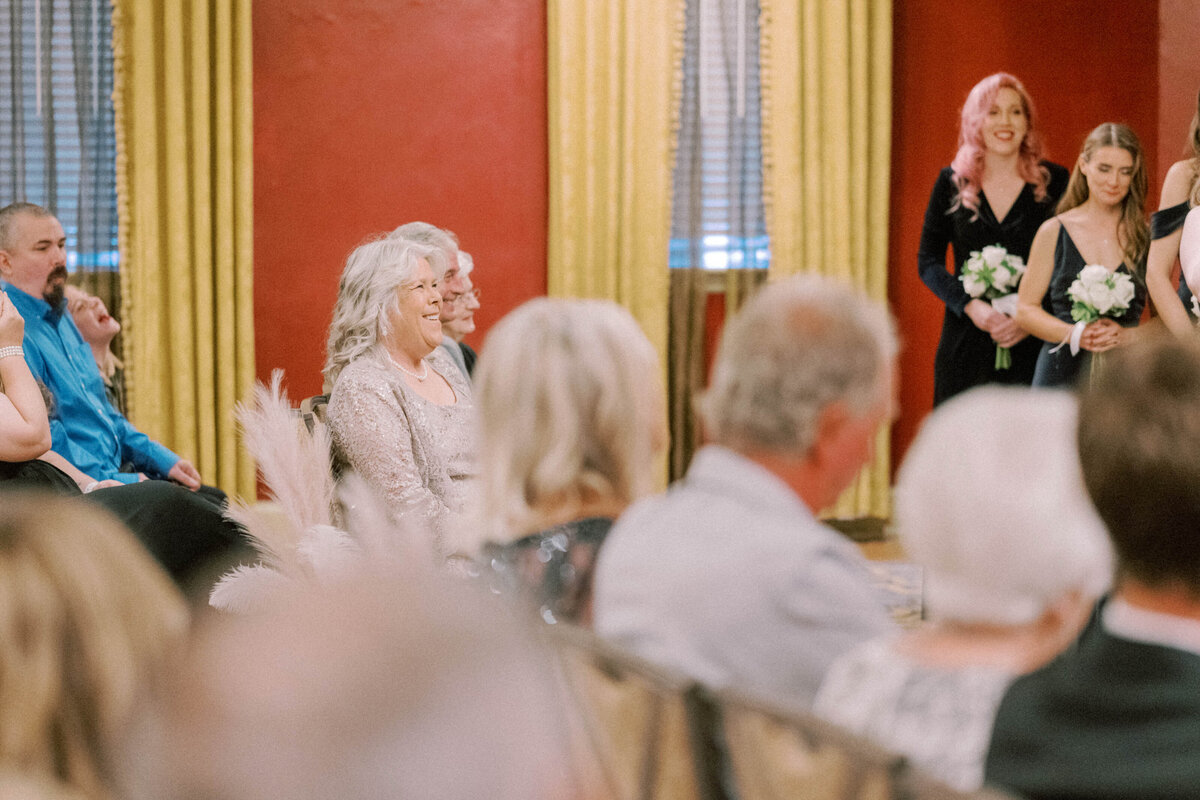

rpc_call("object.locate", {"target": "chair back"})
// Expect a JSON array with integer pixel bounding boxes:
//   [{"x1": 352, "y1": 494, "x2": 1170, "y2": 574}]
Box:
[
  {"x1": 710, "y1": 686, "x2": 906, "y2": 800},
  {"x1": 299, "y1": 394, "x2": 329, "y2": 433},
  {"x1": 543, "y1": 624, "x2": 720, "y2": 800}
]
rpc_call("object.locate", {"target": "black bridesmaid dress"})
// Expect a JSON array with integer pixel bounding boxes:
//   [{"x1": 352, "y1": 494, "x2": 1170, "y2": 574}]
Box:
[{"x1": 918, "y1": 162, "x2": 1070, "y2": 405}]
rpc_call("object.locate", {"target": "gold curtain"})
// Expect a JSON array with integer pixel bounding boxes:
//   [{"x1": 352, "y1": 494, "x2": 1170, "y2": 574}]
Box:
[
  {"x1": 760, "y1": 0, "x2": 893, "y2": 519},
  {"x1": 546, "y1": 0, "x2": 685, "y2": 375},
  {"x1": 112, "y1": 0, "x2": 256, "y2": 498}
]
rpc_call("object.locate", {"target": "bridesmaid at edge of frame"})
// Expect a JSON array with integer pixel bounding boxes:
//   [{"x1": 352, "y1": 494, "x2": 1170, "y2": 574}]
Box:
[
  {"x1": 1145, "y1": 87, "x2": 1200, "y2": 336},
  {"x1": 918, "y1": 72, "x2": 1069, "y2": 406},
  {"x1": 1017, "y1": 123, "x2": 1153, "y2": 388}
]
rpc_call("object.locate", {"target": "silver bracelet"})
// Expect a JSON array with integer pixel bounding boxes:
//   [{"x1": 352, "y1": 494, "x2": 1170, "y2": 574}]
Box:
[{"x1": 0, "y1": 345, "x2": 23, "y2": 360}]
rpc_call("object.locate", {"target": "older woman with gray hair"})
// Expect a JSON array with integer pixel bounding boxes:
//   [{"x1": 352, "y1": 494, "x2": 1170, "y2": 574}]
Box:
[
  {"x1": 474, "y1": 298, "x2": 664, "y2": 624},
  {"x1": 814, "y1": 386, "x2": 1113, "y2": 791},
  {"x1": 324, "y1": 235, "x2": 476, "y2": 557}
]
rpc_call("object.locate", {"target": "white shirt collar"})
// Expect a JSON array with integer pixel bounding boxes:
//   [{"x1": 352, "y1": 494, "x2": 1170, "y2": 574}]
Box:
[{"x1": 1102, "y1": 596, "x2": 1200, "y2": 657}]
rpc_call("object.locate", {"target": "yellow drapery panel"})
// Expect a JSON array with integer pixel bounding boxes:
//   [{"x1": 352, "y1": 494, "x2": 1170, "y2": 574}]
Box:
[
  {"x1": 547, "y1": 0, "x2": 684, "y2": 376},
  {"x1": 112, "y1": 0, "x2": 256, "y2": 498},
  {"x1": 760, "y1": 0, "x2": 893, "y2": 519}
]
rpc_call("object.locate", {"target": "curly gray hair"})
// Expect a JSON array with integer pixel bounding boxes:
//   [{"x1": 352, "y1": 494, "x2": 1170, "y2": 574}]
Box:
[
  {"x1": 323, "y1": 235, "x2": 443, "y2": 388},
  {"x1": 388, "y1": 221, "x2": 457, "y2": 276}
]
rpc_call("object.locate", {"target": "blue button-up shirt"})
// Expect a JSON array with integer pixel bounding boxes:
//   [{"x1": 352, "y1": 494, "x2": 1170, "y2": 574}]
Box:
[{"x1": 4, "y1": 283, "x2": 178, "y2": 483}]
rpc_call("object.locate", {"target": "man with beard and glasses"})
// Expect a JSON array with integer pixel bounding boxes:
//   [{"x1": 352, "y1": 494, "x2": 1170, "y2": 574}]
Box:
[{"x1": 0, "y1": 203, "x2": 209, "y2": 492}]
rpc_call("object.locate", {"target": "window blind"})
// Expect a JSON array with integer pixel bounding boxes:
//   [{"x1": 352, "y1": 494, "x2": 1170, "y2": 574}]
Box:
[
  {"x1": 1, "y1": 0, "x2": 118, "y2": 271},
  {"x1": 669, "y1": 0, "x2": 769, "y2": 271}
]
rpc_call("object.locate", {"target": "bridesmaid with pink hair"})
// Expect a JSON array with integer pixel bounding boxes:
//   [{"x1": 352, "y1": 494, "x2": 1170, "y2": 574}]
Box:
[{"x1": 918, "y1": 73, "x2": 1069, "y2": 405}]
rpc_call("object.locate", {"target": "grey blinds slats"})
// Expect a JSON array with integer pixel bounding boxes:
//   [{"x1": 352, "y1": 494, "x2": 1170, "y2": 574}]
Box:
[
  {"x1": 1, "y1": 0, "x2": 118, "y2": 271},
  {"x1": 669, "y1": 0, "x2": 768, "y2": 271}
]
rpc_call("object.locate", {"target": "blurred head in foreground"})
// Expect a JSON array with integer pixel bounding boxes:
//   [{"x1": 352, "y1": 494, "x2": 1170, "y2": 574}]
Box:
[
  {"x1": 474, "y1": 297, "x2": 664, "y2": 543},
  {"x1": 896, "y1": 386, "x2": 1113, "y2": 626},
  {"x1": 1077, "y1": 336, "x2": 1200, "y2": 600},
  {"x1": 699, "y1": 275, "x2": 897, "y2": 510},
  {"x1": 131, "y1": 567, "x2": 580, "y2": 800},
  {"x1": 0, "y1": 492, "x2": 187, "y2": 799}
]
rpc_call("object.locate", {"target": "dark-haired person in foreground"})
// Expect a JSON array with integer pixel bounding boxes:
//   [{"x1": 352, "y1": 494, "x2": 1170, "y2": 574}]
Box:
[
  {"x1": 984, "y1": 336, "x2": 1200, "y2": 798},
  {"x1": 594, "y1": 276, "x2": 897, "y2": 707}
]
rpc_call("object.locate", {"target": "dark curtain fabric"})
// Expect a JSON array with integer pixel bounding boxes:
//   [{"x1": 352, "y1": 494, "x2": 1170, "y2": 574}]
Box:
[
  {"x1": 667, "y1": 0, "x2": 768, "y2": 481},
  {"x1": 1, "y1": 0, "x2": 120, "y2": 320},
  {"x1": 668, "y1": 269, "x2": 707, "y2": 481},
  {"x1": 668, "y1": 269, "x2": 765, "y2": 481}
]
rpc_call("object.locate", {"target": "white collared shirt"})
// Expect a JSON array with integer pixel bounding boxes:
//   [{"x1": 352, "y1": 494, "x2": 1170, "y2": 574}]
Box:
[{"x1": 1102, "y1": 595, "x2": 1200, "y2": 657}]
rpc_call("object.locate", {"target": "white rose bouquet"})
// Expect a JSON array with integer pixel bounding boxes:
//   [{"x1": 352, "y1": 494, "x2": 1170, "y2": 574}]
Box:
[
  {"x1": 1068, "y1": 265, "x2": 1135, "y2": 324},
  {"x1": 959, "y1": 244, "x2": 1026, "y2": 369},
  {"x1": 1062, "y1": 265, "x2": 1136, "y2": 383}
]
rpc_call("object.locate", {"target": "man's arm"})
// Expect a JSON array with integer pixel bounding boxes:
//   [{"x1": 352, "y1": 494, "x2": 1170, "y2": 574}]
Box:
[{"x1": 109, "y1": 408, "x2": 184, "y2": 479}]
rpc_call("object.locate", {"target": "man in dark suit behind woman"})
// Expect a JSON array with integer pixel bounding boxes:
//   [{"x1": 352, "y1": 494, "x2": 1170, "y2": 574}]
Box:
[{"x1": 985, "y1": 336, "x2": 1200, "y2": 799}]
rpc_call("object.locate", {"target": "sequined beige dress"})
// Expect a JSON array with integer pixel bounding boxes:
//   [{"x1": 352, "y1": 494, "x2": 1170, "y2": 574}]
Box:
[{"x1": 327, "y1": 347, "x2": 476, "y2": 552}]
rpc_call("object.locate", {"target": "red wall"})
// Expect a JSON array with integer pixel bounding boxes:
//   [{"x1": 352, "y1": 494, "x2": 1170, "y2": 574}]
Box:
[
  {"x1": 1157, "y1": 0, "x2": 1200, "y2": 192},
  {"x1": 252, "y1": 0, "x2": 548, "y2": 398},
  {"x1": 888, "y1": 0, "x2": 1160, "y2": 469},
  {"x1": 253, "y1": 0, "x2": 1195, "y2": 485}
]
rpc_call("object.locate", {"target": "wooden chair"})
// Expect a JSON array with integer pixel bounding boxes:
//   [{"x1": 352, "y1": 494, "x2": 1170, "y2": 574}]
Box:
[
  {"x1": 542, "y1": 624, "x2": 723, "y2": 800},
  {"x1": 708, "y1": 686, "x2": 907, "y2": 800}
]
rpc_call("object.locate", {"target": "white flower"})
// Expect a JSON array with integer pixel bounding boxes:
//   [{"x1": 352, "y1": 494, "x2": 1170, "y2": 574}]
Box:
[
  {"x1": 1067, "y1": 278, "x2": 1086, "y2": 302},
  {"x1": 961, "y1": 246, "x2": 1026, "y2": 298},
  {"x1": 962, "y1": 273, "x2": 988, "y2": 298},
  {"x1": 1111, "y1": 273, "x2": 1135, "y2": 308},
  {"x1": 995, "y1": 263, "x2": 1020, "y2": 291},
  {"x1": 981, "y1": 245, "x2": 1007, "y2": 270},
  {"x1": 1088, "y1": 282, "x2": 1116, "y2": 315},
  {"x1": 1006, "y1": 255, "x2": 1027, "y2": 283},
  {"x1": 1078, "y1": 264, "x2": 1111, "y2": 285}
]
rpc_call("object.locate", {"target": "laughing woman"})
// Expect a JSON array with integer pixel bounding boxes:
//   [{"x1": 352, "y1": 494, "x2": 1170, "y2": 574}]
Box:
[
  {"x1": 1017, "y1": 123, "x2": 1151, "y2": 387},
  {"x1": 919, "y1": 73, "x2": 1069, "y2": 406},
  {"x1": 325, "y1": 236, "x2": 476, "y2": 558}
]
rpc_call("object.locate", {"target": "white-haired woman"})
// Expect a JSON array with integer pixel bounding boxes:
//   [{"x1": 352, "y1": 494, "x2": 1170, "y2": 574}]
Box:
[
  {"x1": 814, "y1": 386, "x2": 1112, "y2": 792},
  {"x1": 325, "y1": 236, "x2": 476, "y2": 557},
  {"x1": 475, "y1": 298, "x2": 664, "y2": 625}
]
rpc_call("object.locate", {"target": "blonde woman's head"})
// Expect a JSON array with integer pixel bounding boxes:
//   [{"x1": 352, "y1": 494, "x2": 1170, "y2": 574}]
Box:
[
  {"x1": 473, "y1": 298, "x2": 664, "y2": 542},
  {"x1": 0, "y1": 492, "x2": 187, "y2": 798}
]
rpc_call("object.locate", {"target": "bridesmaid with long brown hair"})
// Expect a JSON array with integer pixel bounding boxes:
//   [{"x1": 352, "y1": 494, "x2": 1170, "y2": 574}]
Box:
[
  {"x1": 918, "y1": 73, "x2": 1069, "y2": 405},
  {"x1": 1017, "y1": 123, "x2": 1152, "y2": 387}
]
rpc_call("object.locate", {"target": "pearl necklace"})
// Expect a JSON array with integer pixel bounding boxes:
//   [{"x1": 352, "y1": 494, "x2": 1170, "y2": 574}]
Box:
[{"x1": 389, "y1": 353, "x2": 428, "y2": 381}]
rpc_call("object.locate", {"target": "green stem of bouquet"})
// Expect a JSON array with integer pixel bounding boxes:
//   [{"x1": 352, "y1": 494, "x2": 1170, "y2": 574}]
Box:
[
  {"x1": 1090, "y1": 351, "x2": 1104, "y2": 388},
  {"x1": 995, "y1": 345, "x2": 1012, "y2": 371}
]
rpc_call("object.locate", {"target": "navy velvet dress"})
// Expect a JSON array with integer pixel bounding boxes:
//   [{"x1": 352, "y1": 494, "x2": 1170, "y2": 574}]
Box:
[{"x1": 918, "y1": 162, "x2": 1070, "y2": 406}]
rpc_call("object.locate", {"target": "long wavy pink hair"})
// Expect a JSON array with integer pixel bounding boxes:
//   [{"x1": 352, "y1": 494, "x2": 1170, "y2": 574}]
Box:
[{"x1": 949, "y1": 73, "x2": 1050, "y2": 218}]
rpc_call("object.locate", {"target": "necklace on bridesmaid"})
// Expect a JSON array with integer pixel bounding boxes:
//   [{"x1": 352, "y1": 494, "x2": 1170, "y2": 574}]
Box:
[{"x1": 389, "y1": 352, "x2": 428, "y2": 381}]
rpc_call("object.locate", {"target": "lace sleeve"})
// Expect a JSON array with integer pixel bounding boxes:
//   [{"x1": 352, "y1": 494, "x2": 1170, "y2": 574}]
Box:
[{"x1": 327, "y1": 362, "x2": 452, "y2": 534}]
